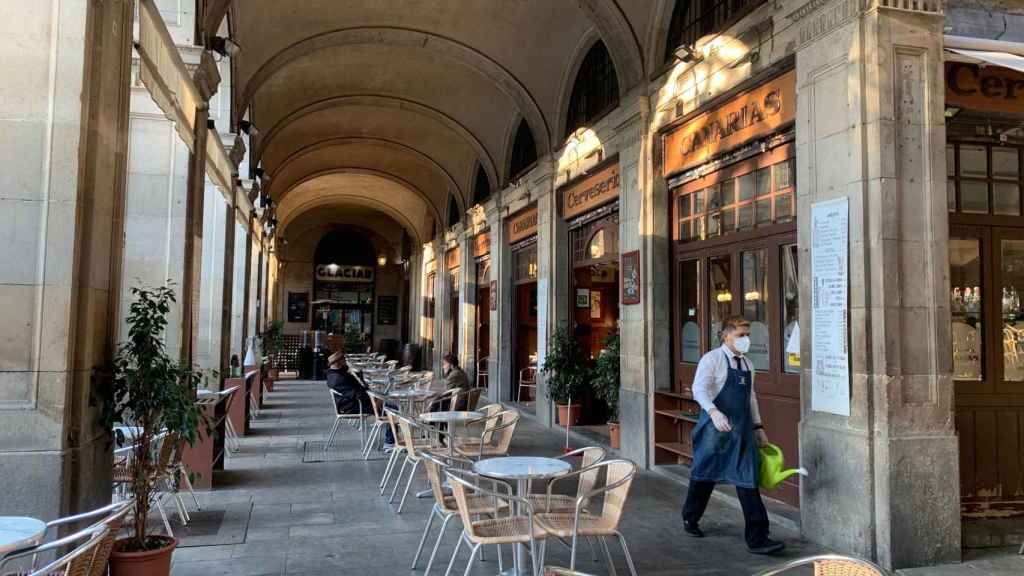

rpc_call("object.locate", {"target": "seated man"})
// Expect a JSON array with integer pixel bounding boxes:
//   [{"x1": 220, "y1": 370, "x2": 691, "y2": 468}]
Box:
[
  {"x1": 325, "y1": 351, "x2": 370, "y2": 415},
  {"x1": 442, "y1": 353, "x2": 470, "y2": 410}
]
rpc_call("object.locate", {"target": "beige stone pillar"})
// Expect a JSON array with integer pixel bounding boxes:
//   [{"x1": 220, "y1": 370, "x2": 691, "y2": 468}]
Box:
[
  {"x1": 0, "y1": 0, "x2": 133, "y2": 518},
  {"x1": 219, "y1": 183, "x2": 237, "y2": 377},
  {"x1": 180, "y1": 52, "x2": 220, "y2": 366},
  {"x1": 794, "y1": 1, "x2": 958, "y2": 568},
  {"x1": 241, "y1": 217, "x2": 254, "y2": 352}
]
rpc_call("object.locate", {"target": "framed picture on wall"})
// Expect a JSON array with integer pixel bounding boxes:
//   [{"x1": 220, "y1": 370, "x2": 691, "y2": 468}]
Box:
[
  {"x1": 576, "y1": 288, "x2": 590, "y2": 308},
  {"x1": 621, "y1": 250, "x2": 641, "y2": 305},
  {"x1": 288, "y1": 291, "x2": 309, "y2": 322},
  {"x1": 490, "y1": 280, "x2": 497, "y2": 310}
]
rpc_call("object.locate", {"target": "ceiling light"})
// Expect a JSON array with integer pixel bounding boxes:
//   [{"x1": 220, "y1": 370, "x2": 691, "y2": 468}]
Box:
[
  {"x1": 377, "y1": 255, "x2": 388, "y2": 267},
  {"x1": 206, "y1": 36, "x2": 241, "y2": 58},
  {"x1": 673, "y1": 44, "x2": 704, "y2": 64},
  {"x1": 238, "y1": 120, "x2": 259, "y2": 137}
]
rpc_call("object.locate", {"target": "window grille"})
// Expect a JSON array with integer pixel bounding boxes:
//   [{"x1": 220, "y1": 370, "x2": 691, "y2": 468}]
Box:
[
  {"x1": 565, "y1": 41, "x2": 620, "y2": 138},
  {"x1": 664, "y1": 0, "x2": 766, "y2": 64},
  {"x1": 510, "y1": 120, "x2": 538, "y2": 179}
]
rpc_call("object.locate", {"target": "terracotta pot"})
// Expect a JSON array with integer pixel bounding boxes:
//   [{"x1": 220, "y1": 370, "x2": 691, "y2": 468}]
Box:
[
  {"x1": 556, "y1": 403, "x2": 581, "y2": 427},
  {"x1": 109, "y1": 536, "x2": 177, "y2": 576},
  {"x1": 608, "y1": 422, "x2": 620, "y2": 449}
]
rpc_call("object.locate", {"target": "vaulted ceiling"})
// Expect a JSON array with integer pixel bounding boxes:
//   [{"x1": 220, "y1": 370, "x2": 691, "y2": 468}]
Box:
[{"x1": 228, "y1": 0, "x2": 659, "y2": 243}]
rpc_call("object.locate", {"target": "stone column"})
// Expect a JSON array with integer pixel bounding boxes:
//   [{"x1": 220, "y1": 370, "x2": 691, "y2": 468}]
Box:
[
  {"x1": 793, "y1": 2, "x2": 957, "y2": 568},
  {"x1": 459, "y1": 230, "x2": 477, "y2": 382},
  {"x1": 219, "y1": 183, "x2": 237, "y2": 378},
  {"x1": 534, "y1": 167, "x2": 558, "y2": 426},
  {"x1": 489, "y1": 204, "x2": 508, "y2": 404},
  {"x1": 0, "y1": 0, "x2": 133, "y2": 518},
  {"x1": 432, "y1": 236, "x2": 445, "y2": 375},
  {"x1": 617, "y1": 106, "x2": 654, "y2": 467},
  {"x1": 241, "y1": 216, "x2": 253, "y2": 352},
  {"x1": 180, "y1": 51, "x2": 220, "y2": 366}
]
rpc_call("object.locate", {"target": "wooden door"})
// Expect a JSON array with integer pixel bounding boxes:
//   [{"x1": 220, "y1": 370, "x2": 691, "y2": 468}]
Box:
[{"x1": 953, "y1": 225, "x2": 1024, "y2": 514}]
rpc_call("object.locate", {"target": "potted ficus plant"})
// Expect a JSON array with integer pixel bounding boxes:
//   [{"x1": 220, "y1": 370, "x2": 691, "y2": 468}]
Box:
[
  {"x1": 542, "y1": 326, "x2": 590, "y2": 427},
  {"x1": 260, "y1": 320, "x2": 284, "y2": 381},
  {"x1": 593, "y1": 332, "x2": 621, "y2": 448},
  {"x1": 97, "y1": 285, "x2": 206, "y2": 576}
]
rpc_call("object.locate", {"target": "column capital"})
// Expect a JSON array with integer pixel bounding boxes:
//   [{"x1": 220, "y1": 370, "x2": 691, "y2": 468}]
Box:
[{"x1": 193, "y1": 50, "x2": 222, "y2": 101}]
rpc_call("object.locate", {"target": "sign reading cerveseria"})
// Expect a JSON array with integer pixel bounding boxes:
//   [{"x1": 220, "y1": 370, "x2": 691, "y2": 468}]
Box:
[
  {"x1": 663, "y1": 69, "x2": 796, "y2": 176},
  {"x1": 561, "y1": 162, "x2": 620, "y2": 220},
  {"x1": 507, "y1": 206, "x2": 538, "y2": 244},
  {"x1": 315, "y1": 264, "x2": 374, "y2": 283},
  {"x1": 945, "y1": 62, "x2": 1024, "y2": 115}
]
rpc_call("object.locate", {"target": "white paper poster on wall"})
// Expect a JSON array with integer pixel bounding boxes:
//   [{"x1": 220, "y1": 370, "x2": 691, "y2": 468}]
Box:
[
  {"x1": 810, "y1": 197, "x2": 850, "y2": 416},
  {"x1": 537, "y1": 278, "x2": 548, "y2": 368}
]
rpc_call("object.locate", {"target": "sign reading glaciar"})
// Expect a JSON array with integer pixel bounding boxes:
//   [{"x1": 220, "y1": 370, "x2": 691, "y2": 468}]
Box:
[{"x1": 810, "y1": 197, "x2": 850, "y2": 416}]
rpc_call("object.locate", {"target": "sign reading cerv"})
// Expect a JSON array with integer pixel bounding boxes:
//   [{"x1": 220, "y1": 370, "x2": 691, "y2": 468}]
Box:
[
  {"x1": 562, "y1": 162, "x2": 620, "y2": 219},
  {"x1": 664, "y1": 69, "x2": 796, "y2": 176},
  {"x1": 315, "y1": 264, "x2": 374, "y2": 283}
]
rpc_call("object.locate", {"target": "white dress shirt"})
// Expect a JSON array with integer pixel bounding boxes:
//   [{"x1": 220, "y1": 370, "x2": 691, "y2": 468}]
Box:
[{"x1": 692, "y1": 344, "x2": 762, "y2": 426}]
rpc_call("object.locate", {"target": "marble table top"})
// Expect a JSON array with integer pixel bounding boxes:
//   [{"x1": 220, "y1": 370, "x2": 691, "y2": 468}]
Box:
[
  {"x1": 0, "y1": 516, "x2": 46, "y2": 555},
  {"x1": 473, "y1": 456, "x2": 571, "y2": 481},
  {"x1": 418, "y1": 410, "x2": 484, "y2": 424}
]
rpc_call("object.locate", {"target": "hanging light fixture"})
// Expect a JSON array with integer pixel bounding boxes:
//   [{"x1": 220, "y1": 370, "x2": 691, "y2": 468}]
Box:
[{"x1": 377, "y1": 254, "x2": 388, "y2": 267}]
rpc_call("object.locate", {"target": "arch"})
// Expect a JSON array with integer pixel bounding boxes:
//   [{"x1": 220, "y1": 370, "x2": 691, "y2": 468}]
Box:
[
  {"x1": 575, "y1": 0, "x2": 645, "y2": 90},
  {"x1": 238, "y1": 27, "x2": 552, "y2": 155},
  {"x1": 472, "y1": 164, "x2": 491, "y2": 206},
  {"x1": 644, "y1": 0, "x2": 679, "y2": 77},
  {"x1": 277, "y1": 166, "x2": 443, "y2": 225},
  {"x1": 314, "y1": 229, "x2": 376, "y2": 266},
  {"x1": 447, "y1": 194, "x2": 462, "y2": 229},
  {"x1": 268, "y1": 137, "x2": 466, "y2": 214},
  {"x1": 558, "y1": 35, "x2": 620, "y2": 141},
  {"x1": 255, "y1": 94, "x2": 499, "y2": 189},
  {"x1": 280, "y1": 192, "x2": 427, "y2": 247},
  {"x1": 508, "y1": 118, "x2": 539, "y2": 181}
]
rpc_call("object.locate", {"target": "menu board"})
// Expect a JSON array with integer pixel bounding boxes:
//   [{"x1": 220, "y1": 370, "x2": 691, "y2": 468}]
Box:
[
  {"x1": 810, "y1": 197, "x2": 850, "y2": 416},
  {"x1": 287, "y1": 292, "x2": 308, "y2": 323},
  {"x1": 377, "y1": 295, "x2": 398, "y2": 325}
]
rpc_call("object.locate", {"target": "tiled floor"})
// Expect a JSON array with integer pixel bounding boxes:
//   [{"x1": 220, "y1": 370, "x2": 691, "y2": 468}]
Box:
[{"x1": 168, "y1": 379, "x2": 1021, "y2": 576}]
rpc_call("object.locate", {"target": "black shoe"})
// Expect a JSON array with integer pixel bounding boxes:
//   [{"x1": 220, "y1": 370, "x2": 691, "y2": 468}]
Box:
[
  {"x1": 747, "y1": 538, "x2": 785, "y2": 555},
  {"x1": 683, "y1": 521, "x2": 704, "y2": 538}
]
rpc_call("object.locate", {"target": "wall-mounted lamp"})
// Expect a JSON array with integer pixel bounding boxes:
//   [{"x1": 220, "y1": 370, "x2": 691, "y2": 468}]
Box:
[
  {"x1": 673, "y1": 44, "x2": 704, "y2": 64},
  {"x1": 377, "y1": 255, "x2": 388, "y2": 267},
  {"x1": 206, "y1": 36, "x2": 241, "y2": 58}
]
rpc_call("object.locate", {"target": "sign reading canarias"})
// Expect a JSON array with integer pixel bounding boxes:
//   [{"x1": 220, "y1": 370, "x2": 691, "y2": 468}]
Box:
[
  {"x1": 507, "y1": 206, "x2": 538, "y2": 244},
  {"x1": 664, "y1": 70, "x2": 796, "y2": 176}
]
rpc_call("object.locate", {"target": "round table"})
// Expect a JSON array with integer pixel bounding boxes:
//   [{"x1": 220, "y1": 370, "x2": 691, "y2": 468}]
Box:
[
  {"x1": 473, "y1": 456, "x2": 571, "y2": 576},
  {"x1": 0, "y1": 516, "x2": 46, "y2": 556},
  {"x1": 418, "y1": 411, "x2": 484, "y2": 457}
]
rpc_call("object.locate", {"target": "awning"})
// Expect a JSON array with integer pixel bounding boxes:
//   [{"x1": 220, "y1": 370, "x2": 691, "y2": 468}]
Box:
[
  {"x1": 137, "y1": 0, "x2": 235, "y2": 201},
  {"x1": 947, "y1": 48, "x2": 1024, "y2": 75}
]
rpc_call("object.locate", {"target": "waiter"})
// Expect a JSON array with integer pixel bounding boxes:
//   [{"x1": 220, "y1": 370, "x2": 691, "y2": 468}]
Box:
[{"x1": 681, "y1": 315, "x2": 785, "y2": 555}]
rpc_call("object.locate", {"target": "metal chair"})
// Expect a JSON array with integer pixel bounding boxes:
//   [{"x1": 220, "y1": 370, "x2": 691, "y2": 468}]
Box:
[
  {"x1": 454, "y1": 410, "x2": 521, "y2": 461},
  {"x1": 465, "y1": 387, "x2": 484, "y2": 410},
  {"x1": 0, "y1": 524, "x2": 109, "y2": 576},
  {"x1": 476, "y1": 357, "x2": 489, "y2": 388},
  {"x1": 752, "y1": 554, "x2": 892, "y2": 576},
  {"x1": 535, "y1": 459, "x2": 639, "y2": 576},
  {"x1": 380, "y1": 408, "x2": 432, "y2": 497},
  {"x1": 112, "y1": 431, "x2": 178, "y2": 536},
  {"x1": 444, "y1": 468, "x2": 547, "y2": 576},
  {"x1": 221, "y1": 385, "x2": 242, "y2": 453},
  {"x1": 324, "y1": 389, "x2": 366, "y2": 451},
  {"x1": 32, "y1": 500, "x2": 132, "y2": 576},
  {"x1": 528, "y1": 446, "x2": 606, "y2": 513},
  {"x1": 362, "y1": 390, "x2": 392, "y2": 460},
  {"x1": 391, "y1": 414, "x2": 439, "y2": 513},
  {"x1": 518, "y1": 367, "x2": 537, "y2": 402},
  {"x1": 412, "y1": 451, "x2": 508, "y2": 575}
]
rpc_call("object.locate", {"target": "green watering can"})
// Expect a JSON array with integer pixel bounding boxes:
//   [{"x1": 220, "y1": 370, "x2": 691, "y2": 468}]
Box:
[{"x1": 758, "y1": 443, "x2": 808, "y2": 491}]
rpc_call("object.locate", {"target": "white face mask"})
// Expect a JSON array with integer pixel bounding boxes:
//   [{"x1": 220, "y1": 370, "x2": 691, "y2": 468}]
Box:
[{"x1": 733, "y1": 336, "x2": 751, "y2": 354}]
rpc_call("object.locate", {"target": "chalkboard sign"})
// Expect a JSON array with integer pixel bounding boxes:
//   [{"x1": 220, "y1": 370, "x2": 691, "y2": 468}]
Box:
[
  {"x1": 621, "y1": 250, "x2": 640, "y2": 305},
  {"x1": 378, "y1": 295, "x2": 399, "y2": 325},
  {"x1": 288, "y1": 292, "x2": 309, "y2": 322}
]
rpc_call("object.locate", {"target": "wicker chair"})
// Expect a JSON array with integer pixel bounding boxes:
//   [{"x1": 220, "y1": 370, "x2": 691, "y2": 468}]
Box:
[
  {"x1": 518, "y1": 367, "x2": 537, "y2": 402},
  {"x1": 476, "y1": 357, "x2": 489, "y2": 388},
  {"x1": 535, "y1": 459, "x2": 638, "y2": 576},
  {"x1": 444, "y1": 468, "x2": 548, "y2": 576},
  {"x1": 454, "y1": 410, "x2": 520, "y2": 461},
  {"x1": 0, "y1": 523, "x2": 109, "y2": 576},
  {"x1": 412, "y1": 451, "x2": 509, "y2": 576},
  {"x1": 361, "y1": 390, "x2": 391, "y2": 460},
  {"x1": 465, "y1": 387, "x2": 484, "y2": 410},
  {"x1": 324, "y1": 389, "x2": 366, "y2": 451},
  {"x1": 112, "y1": 432, "x2": 178, "y2": 536},
  {"x1": 753, "y1": 554, "x2": 891, "y2": 576},
  {"x1": 15, "y1": 501, "x2": 133, "y2": 576},
  {"x1": 528, "y1": 446, "x2": 606, "y2": 513},
  {"x1": 391, "y1": 414, "x2": 439, "y2": 513}
]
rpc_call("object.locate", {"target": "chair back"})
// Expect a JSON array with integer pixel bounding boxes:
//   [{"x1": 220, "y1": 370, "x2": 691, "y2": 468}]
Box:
[
  {"x1": 0, "y1": 523, "x2": 109, "y2": 576},
  {"x1": 366, "y1": 390, "x2": 388, "y2": 420},
  {"x1": 565, "y1": 446, "x2": 606, "y2": 498},
  {"x1": 752, "y1": 554, "x2": 891, "y2": 576},
  {"x1": 429, "y1": 388, "x2": 459, "y2": 411},
  {"x1": 465, "y1": 387, "x2": 484, "y2": 410},
  {"x1": 38, "y1": 501, "x2": 131, "y2": 576},
  {"x1": 477, "y1": 358, "x2": 489, "y2": 375},
  {"x1": 589, "y1": 459, "x2": 636, "y2": 529},
  {"x1": 395, "y1": 414, "x2": 427, "y2": 458},
  {"x1": 384, "y1": 408, "x2": 403, "y2": 446},
  {"x1": 445, "y1": 468, "x2": 519, "y2": 540},
  {"x1": 419, "y1": 451, "x2": 457, "y2": 511},
  {"x1": 492, "y1": 410, "x2": 521, "y2": 453}
]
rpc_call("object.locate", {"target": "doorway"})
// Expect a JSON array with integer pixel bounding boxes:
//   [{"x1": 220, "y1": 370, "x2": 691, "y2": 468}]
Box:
[
  {"x1": 476, "y1": 258, "x2": 491, "y2": 384},
  {"x1": 511, "y1": 243, "x2": 538, "y2": 410}
]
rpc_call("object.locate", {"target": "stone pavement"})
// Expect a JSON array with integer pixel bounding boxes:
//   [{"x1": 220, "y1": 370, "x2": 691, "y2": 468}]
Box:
[{"x1": 169, "y1": 380, "x2": 1021, "y2": 575}]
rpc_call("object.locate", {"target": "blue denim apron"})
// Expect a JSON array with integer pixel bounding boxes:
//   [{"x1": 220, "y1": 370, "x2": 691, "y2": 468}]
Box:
[{"x1": 690, "y1": 350, "x2": 758, "y2": 488}]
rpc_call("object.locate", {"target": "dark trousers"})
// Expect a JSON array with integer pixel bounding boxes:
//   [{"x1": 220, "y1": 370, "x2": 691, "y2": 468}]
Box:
[{"x1": 682, "y1": 480, "x2": 770, "y2": 546}]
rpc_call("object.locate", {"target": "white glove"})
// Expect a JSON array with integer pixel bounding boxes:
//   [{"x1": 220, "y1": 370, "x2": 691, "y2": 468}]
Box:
[{"x1": 709, "y1": 409, "x2": 732, "y2": 432}]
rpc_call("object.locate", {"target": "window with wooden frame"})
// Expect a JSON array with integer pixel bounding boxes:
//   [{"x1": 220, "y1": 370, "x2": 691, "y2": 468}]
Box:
[
  {"x1": 565, "y1": 41, "x2": 620, "y2": 138},
  {"x1": 571, "y1": 213, "x2": 619, "y2": 265},
  {"x1": 512, "y1": 244, "x2": 538, "y2": 284},
  {"x1": 663, "y1": 0, "x2": 767, "y2": 64},
  {"x1": 947, "y1": 142, "x2": 1023, "y2": 217}
]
